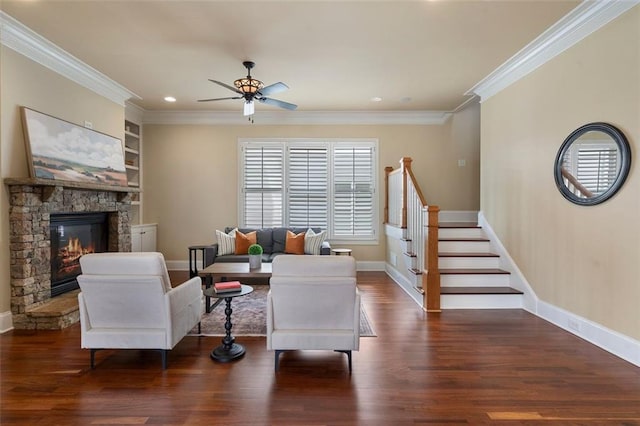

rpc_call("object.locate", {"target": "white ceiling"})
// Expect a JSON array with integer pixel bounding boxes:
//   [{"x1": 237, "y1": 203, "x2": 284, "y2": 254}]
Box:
[{"x1": 1, "y1": 1, "x2": 580, "y2": 114}]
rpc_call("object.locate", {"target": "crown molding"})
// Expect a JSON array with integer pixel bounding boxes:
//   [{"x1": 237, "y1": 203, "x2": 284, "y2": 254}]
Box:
[
  {"x1": 142, "y1": 109, "x2": 452, "y2": 126},
  {"x1": 0, "y1": 11, "x2": 140, "y2": 106},
  {"x1": 467, "y1": 0, "x2": 640, "y2": 102},
  {"x1": 125, "y1": 101, "x2": 145, "y2": 124}
]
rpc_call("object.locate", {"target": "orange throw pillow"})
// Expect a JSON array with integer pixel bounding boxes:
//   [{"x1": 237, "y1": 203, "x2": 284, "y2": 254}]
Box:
[
  {"x1": 235, "y1": 230, "x2": 257, "y2": 255},
  {"x1": 285, "y1": 230, "x2": 305, "y2": 254}
]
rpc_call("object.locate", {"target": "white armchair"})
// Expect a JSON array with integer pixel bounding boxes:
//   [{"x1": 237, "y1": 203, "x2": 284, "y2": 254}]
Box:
[
  {"x1": 77, "y1": 252, "x2": 203, "y2": 369},
  {"x1": 267, "y1": 255, "x2": 360, "y2": 372}
]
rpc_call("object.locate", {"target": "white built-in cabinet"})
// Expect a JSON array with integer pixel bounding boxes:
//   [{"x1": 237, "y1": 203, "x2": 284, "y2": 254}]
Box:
[
  {"x1": 125, "y1": 104, "x2": 158, "y2": 253},
  {"x1": 124, "y1": 119, "x2": 141, "y2": 225},
  {"x1": 131, "y1": 223, "x2": 157, "y2": 252}
]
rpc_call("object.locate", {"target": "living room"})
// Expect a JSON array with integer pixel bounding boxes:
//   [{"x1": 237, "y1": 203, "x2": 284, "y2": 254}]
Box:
[{"x1": 1, "y1": 1, "x2": 639, "y2": 423}]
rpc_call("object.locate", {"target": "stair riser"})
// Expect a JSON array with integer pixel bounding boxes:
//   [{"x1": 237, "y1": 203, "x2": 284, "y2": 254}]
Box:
[
  {"x1": 441, "y1": 293, "x2": 523, "y2": 309},
  {"x1": 439, "y1": 257, "x2": 500, "y2": 269},
  {"x1": 441, "y1": 273, "x2": 510, "y2": 287},
  {"x1": 439, "y1": 241, "x2": 491, "y2": 252},
  {"x1": 439, "y1": 228, "x2": 485, "y2": 239}
]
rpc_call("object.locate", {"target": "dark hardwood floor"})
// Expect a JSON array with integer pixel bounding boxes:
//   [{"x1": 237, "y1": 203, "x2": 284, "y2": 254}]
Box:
[{"x1": 2, "y1": 271, "x2": 640, "y2": 425}]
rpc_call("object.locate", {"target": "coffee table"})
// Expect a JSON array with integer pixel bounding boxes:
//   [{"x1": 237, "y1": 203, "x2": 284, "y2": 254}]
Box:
[
  {"x1": 199, "y1": 263, "x2": 272, "y2": 313},
  {"x1": 203, "y1": 284, "x2": 253, "y2": 362}
]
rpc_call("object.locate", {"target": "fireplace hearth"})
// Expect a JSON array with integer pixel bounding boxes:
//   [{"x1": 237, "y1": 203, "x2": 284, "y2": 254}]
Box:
[{"x1": 6, "y1": 178, "x2": 136, "y2": 329}]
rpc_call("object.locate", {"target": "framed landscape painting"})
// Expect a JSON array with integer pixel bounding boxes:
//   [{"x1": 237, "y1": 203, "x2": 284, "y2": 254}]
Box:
[{"x1": 21, "y1": 107, "x2": 127, "y2": 187}]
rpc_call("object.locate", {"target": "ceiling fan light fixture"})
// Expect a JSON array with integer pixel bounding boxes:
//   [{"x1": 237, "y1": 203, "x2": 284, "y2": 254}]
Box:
[
  {"x1": 243, "y1": 100, "x2": 255, "y2": 116},
  {"x1": 234, "y1": 77, "x2": 263, "y2": 94}
]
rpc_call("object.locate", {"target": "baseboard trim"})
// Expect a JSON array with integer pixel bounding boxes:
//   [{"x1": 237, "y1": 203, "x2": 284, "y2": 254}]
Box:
[
  {"x1": 356, "y1": 261, "x2": 386, "y2": 271},
  {"x1": 537, "y1": 300, "x2": 640, "y2": 367},
  {"x1": 0, "y1": 311, "x2": 14, "y2": 334},
  {"x1": 166, "y1": 260, "x2": 189, "y2": 271},
  {"x1": 478, "y1": 210, "x2": 640, "y2": 368},
  {"x1": 166, "y1": 259, "x2": 385, "y2": 272},
  {"x1": 385, "y1": 263, "x2": 423, "y2": 307}
]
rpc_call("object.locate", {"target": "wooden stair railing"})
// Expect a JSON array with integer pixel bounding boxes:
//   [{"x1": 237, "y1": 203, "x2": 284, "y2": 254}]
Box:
[
  {"x1": 560, "y1": 167, "x2": 594, "y2": 198},
  {"x1": 385, "y1": 157, "x2": 440, "y2": 312}
]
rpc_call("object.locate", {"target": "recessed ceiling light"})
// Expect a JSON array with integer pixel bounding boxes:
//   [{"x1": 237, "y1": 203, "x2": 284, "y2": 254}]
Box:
[
  {"x1": 400, "y1": 97, "x2": 412, "y2": 103},
  {"x1": 164, "y1": 96, "x2": 177, "y2": 102},
  {"x1": 370, "y1": 97, "x2": 382, "y2": 102}
]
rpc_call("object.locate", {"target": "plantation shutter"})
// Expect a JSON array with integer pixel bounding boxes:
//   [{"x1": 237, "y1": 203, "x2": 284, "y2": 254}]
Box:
[
  {"x1": 288, "y1": 147, "x2": 328, "y2": 229},
  {"x1": 242, "y1": 145, "x2": 284, "y2": 228},
  {"x1": 332, "y1": 145, "x2": 375, "y2": 238},
  {"x1": 576, "y1": 147, "x2": 618, "y2": 195}
]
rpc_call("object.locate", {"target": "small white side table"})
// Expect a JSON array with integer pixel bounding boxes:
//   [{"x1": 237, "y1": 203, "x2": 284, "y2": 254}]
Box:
[{"x1": 331, "y1": 248, "x2": 352, "y2": 256}]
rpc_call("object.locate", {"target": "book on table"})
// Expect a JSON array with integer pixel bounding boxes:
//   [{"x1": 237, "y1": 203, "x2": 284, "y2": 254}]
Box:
[{"x1": 214, "y1": 281, "x2": 242, "y2": 293}]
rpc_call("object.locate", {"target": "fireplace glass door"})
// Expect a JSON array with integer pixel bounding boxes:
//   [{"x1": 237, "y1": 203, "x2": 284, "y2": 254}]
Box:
[{"x1": 50, "y1": 213, "x2": 109, "y2": 297}]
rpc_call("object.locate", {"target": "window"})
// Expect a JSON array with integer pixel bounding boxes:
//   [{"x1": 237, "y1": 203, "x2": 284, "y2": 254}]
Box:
[
  {"x1": 242, "y1": 145, "x2": 284, "y2": 228},
  {"x1": 239, "y1": 139, "x2": 377, "y2": 241}
]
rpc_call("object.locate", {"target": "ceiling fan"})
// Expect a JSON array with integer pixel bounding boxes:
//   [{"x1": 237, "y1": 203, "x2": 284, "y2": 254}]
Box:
[{"x1": 198, "y1": 61, "x2": 297, "y2": 117}]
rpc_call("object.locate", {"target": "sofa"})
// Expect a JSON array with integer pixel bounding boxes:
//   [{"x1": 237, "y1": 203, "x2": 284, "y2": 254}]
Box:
[{"x1": 210, "y1": 227, "x2": 331, "y2": 264}]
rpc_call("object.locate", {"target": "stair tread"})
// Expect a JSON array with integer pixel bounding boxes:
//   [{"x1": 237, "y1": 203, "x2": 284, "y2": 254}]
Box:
[
  {"x1": 439, "y1": 252, "x2": 499, "y2": 257},
  {"x1": 441, "y1": 286, "x2": 523, "y2": 295},
  {"x1": 440, "y1": 268, "x2": 510, "y2": 275},
  {"x1": 439, "y1": 222, "x2": 480, "y2": 229}
]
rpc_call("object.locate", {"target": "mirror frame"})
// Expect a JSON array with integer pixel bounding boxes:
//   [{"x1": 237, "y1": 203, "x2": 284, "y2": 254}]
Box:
[{"x1": 554, "y1": 122, "x2": 631, "y2": 206}]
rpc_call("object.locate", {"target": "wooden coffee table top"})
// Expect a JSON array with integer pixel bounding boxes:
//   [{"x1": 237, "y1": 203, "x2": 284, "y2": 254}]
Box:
[{"x1": 199, "y1": 262, "x2": 272, "y2": 279}]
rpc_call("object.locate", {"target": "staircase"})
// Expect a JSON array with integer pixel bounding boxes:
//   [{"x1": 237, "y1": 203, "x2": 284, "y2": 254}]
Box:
[
  {"x1": 384, "y1": 157, "x2": 522, "y2": 310},
  {"x1": 438, "y1": 222, "x2": 523, "y2": 309}
]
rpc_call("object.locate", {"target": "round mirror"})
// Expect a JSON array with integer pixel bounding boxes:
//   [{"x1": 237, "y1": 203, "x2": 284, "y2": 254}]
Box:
[{"x1": 554, "y1": 122, "x2": 631, "y2": 205}]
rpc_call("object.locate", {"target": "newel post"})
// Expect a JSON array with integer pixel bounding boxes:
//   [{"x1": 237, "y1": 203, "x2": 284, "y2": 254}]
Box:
[
  {"x1": 424, "y1": 205, "x2": 441, "y2": 312},
  {"x1": 384, "y1": 166, "x2": 393, "y2": 224},
  {"x1": 400, "y1": 157, "x2": 412, "y2": 229}
]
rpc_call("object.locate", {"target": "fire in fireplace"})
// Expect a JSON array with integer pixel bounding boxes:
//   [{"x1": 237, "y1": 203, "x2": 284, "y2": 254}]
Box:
[{"x1": 50, "y1": 212, "x2": 109, "y2": 297}]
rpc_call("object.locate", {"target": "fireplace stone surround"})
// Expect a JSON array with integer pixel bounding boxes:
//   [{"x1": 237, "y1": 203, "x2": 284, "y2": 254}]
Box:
[{"x1": 5, "y1": 178, "x2": 137, "y2": 329}]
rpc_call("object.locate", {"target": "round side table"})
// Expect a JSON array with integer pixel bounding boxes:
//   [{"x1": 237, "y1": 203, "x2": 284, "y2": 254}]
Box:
[
  {"x1": 331, "y1": 248, "x2": 352, "y2": 256},
  {"x1": 203, "y1": 284, "x2": 253, "y2": 362}
]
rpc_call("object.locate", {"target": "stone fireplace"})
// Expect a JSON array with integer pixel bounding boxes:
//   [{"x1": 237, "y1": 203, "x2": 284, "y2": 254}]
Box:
[{"x1": 6, "y1": 178, "x2": 136, "y2": 329}]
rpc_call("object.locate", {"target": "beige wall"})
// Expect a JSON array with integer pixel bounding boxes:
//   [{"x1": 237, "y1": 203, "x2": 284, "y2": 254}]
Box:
[
  {"x1": 143, "y1": 104, "x2": 480, "y2": 262},
  {"x1": 480, "y1": 7, "x2": 640, "y2": 339},
  {"x1": 0, "y1": 47, "x2": 124, "y2": 315}
]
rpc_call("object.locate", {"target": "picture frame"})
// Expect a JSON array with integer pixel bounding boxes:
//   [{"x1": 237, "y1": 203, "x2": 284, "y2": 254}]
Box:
[{"x1": 20, "y1": 107, "x2": 128, "y2": 187}]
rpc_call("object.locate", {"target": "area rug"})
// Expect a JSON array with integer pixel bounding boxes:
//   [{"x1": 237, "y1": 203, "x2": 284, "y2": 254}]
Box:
[{"x1": 189, "y1": 285, "x2": 376, "y2": 337}]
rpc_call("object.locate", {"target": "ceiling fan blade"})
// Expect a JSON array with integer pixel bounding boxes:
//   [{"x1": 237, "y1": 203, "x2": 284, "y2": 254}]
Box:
[
  {"x1": 259, "y1": 97, "x2": 297, "y2": 110},
  {"x1": 258, "y1": 82, "x2": 289, "y2": 97},
  {"x1": 197, "y1": 96, "x2": 242, "y2": 102},
  {"x1": 208, "y1": 79, "x2": 243, "y2": 94}
]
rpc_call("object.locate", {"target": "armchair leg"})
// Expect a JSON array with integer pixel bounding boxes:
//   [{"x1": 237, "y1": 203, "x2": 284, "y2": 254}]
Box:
[
  {"x1": 90, "y1": 349, "x2": 99, "y2": 369},
  {"x1": 161, "y1": 350, "x2": 168, "y2": 369},
  {"x1": 335, "y1": 350, "x2": 352, "y2": 373},
  {"x1": 275, "y1": 350, "x2": 285, "y2": 371},
  {"x1": 198, "y1": 322, "x2": 201, "y2": 334}
]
